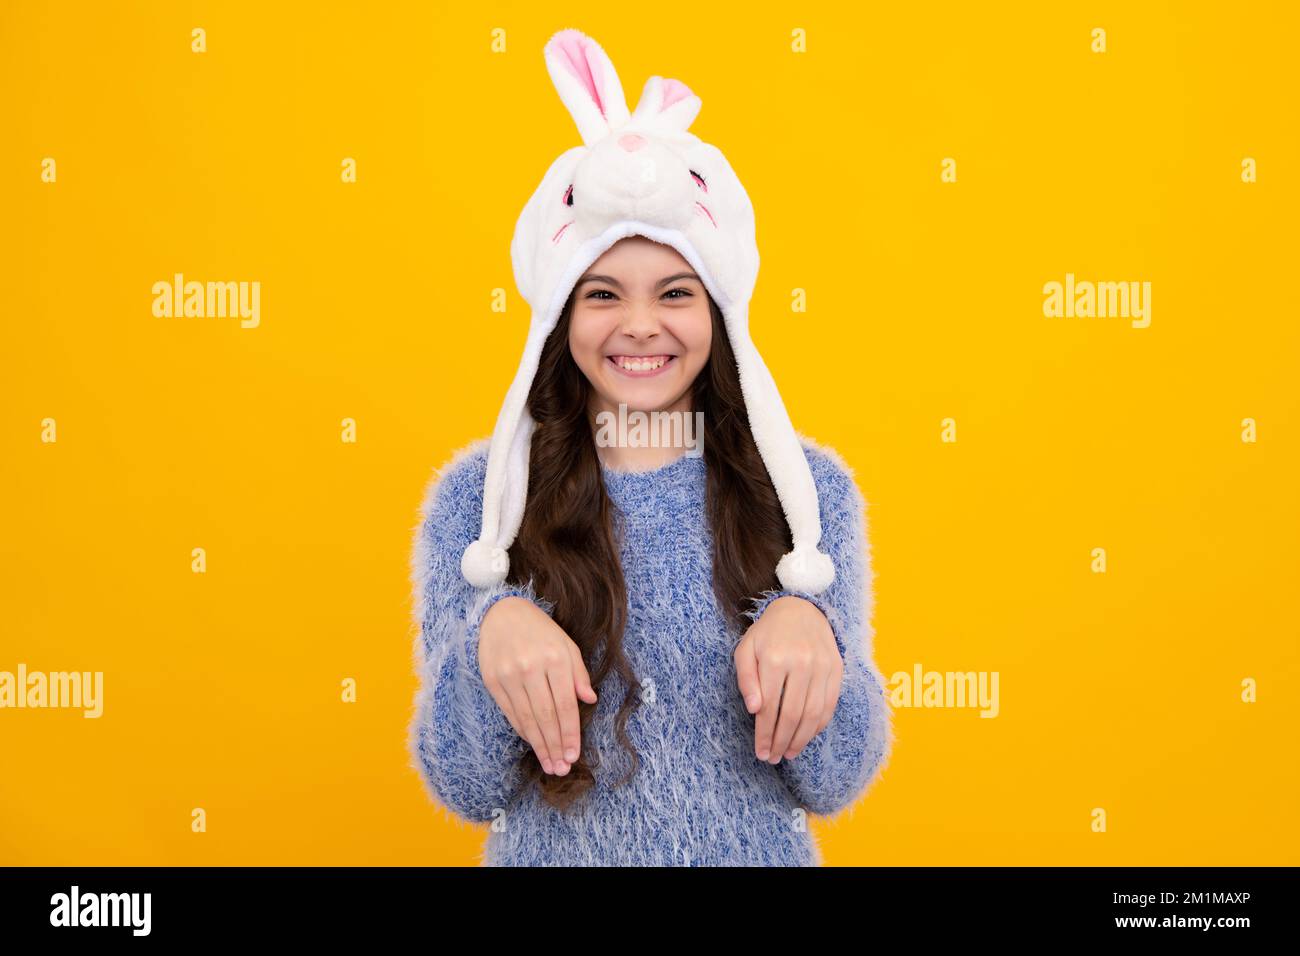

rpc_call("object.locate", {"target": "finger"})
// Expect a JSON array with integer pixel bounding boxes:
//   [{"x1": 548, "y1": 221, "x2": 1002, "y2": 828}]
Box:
[
  {"x1": 484, "y1": 677, "x2": 522, "y2": 737},
  {"x1": 734, "y1": 636, "x2": 762, "y2": 714},
  {"x1": 499, "y1": 678, "x2": 552, "y2": 773},
  {"x1": 547, "y1": 657, "x2": 582, "y2": 766},
  {"x1": 753, "y1": 649, "x2": 786, "y2": 761},
  {"x1": 523, "y1": 667, "x2": 565, "y2": 773},
  {"x1": 569, "y1": 641, "x2": 598, "y2": 705},
  {"x1": 785, "y1": 664, "x2": 828, "y2": 758},
  {"x1": 769, "y1": 662, "x2": 810, "y2": 764}
]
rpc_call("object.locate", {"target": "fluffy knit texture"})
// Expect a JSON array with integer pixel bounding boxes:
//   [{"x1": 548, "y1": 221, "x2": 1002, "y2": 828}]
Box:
[{"x1": 408, "y1": 434, "x2": 894, "y2": 866}]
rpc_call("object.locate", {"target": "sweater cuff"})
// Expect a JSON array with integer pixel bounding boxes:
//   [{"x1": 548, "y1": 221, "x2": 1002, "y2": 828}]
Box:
[{"x1": 744, "y1": 588, "x2": 847, "y2": 660}]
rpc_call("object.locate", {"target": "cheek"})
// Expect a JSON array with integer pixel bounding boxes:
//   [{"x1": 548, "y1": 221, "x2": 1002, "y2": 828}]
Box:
[
  {"x1": 671, "y1": 306, "x2": 714, "y2": 369},
  {"x1": 568, "y1": 311, "x2": 612, "y2": 370}
]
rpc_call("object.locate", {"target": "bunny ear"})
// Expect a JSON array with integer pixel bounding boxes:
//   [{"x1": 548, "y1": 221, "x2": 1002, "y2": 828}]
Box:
[
  {"x1": 631, "y1": 75, "x2": 702, "y2": 132},
  {"x1": 544, "y1": 29, "x2": 631, "y2": 146}
]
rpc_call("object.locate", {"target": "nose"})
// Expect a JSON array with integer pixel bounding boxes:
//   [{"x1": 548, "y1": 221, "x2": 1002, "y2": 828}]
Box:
[
  {"x1": 618, "y1": 133, "x2": 646, "y2": 152},
  {"x1": 620, "y1": 305, "x2": 660, "y2": 340}
]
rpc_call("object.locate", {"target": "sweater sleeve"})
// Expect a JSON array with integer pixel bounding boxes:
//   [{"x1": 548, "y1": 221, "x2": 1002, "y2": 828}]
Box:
[
  {"x1": 743, "y1": 444, "x2": 895, "y2": 820},
  {"x1": 407, "y1": 445, "x2": 555, "y2": 825}
]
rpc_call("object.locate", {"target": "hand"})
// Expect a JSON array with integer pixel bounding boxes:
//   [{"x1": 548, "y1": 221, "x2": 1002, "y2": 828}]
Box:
[
  {"x1": 734, "y1": 596, "x2": 843, "y2": 764},
  {"x1": 478, "y1": 596, "x2": 598, "y2": 776}
]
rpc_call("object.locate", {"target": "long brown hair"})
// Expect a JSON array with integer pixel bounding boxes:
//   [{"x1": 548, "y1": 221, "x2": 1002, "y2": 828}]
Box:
[{"x1": 506, "y1": 288, "x2": 793, "y2": 810}]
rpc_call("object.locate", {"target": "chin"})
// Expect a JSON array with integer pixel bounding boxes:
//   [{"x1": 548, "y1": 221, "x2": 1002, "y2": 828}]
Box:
[
  {"x1": 607, "y1": 394, "x2": 673, "y2": 415},
  {"x1": 593, "y1": 374, "x2": 670, "y2": 409},
  {"x1": 627, "y1": 381, "x2": 688, "y2": 406}
]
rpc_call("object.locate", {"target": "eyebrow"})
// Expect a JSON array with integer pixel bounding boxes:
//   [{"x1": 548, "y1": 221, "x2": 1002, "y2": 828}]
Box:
[{"x1": 577, "y1": 271, "x2": 701, "y2": 291}]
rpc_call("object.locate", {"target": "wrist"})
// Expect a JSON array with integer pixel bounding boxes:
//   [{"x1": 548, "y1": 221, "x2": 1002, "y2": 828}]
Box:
[
  {"x1": 767, "y1": 594, "x2": 821, "y2": 619},
  {"x1": 751, "y1": 591, "x2": 845, "y2": 660},
  {"x1": 481, "y1": 594, "x2": 534, "y2": 631}
]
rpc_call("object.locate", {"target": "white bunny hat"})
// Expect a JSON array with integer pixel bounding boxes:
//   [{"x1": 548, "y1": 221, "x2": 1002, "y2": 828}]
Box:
[{"x1": 460, "y1": 27, "x2": 835, "y2": 595}]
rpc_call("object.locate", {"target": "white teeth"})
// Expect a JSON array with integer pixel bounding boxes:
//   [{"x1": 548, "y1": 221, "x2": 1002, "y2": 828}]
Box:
[{"x1": 616, "y1": 356, "x2": 668, "y2": 371}]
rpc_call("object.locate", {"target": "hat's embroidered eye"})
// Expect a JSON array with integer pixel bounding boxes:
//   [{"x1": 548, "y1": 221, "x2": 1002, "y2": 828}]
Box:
[
  {"x1": 563, "y1": 184, "x2": 574, "y2": 206},
  {"x1": 689, "y1": 170, "x2": 707, "y2": 191}
]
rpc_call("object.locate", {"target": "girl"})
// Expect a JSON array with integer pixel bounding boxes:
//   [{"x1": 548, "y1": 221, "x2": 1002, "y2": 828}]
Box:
[{"x1": 408, "y1": 29, "x2": 893, "y2": 866}]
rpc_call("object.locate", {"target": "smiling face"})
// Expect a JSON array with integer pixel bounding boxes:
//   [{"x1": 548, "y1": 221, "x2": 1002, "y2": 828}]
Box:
[{"x1": 568, "y1": 235, "x2": 712, "y2": 420}]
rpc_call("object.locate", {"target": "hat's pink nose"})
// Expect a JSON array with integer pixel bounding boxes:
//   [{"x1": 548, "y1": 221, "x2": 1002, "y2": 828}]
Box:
[{"x1": 618, "y1": 133, "x2": 646, "y2": 152}]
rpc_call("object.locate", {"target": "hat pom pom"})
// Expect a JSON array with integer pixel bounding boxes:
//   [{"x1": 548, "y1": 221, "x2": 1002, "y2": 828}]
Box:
[
  {"x1": 461, "y1": 539, "x2": 510, "y2": 588},
  {"x1": 776, "y1": 546, "x2": 835, "y2": 594}
]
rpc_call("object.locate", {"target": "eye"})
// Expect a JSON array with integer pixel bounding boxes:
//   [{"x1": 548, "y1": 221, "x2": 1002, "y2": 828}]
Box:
[
  {"x1": 563, "y1": 184, "x2": 574, "y2": 206},
  {"x1": 689, "y1": 170, "x2": 707, "y2": 191},
  {"x1": 586, "y1": 289, "x2": 615, "y2": 300},
  {"x1": 664, "y1": 288, "x2": 693, "y2": 299}
]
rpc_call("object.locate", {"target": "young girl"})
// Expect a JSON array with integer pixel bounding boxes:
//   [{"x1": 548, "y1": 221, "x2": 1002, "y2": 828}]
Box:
[{"x1": 408, "y1": 29, "x2": 893, "y2": 866}]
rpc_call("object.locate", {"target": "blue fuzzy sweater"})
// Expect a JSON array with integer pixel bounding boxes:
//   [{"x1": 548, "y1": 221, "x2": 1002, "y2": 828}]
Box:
[{"x1": 407, "y1": 436, "x2": 893, "y2": 866}]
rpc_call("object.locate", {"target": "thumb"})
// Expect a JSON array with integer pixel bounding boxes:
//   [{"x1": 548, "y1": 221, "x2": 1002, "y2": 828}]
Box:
[
  {"x1": 734, "y1": 635, "x2": 762, "y2": 714},
  {"x1": 568, "y1": 641, "x2": 599, "y2": 704}
]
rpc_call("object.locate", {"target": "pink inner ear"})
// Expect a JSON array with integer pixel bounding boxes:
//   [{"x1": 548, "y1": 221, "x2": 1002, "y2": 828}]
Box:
[
  {"x1": 660, "y1": 78, "x2": 693, "y2": 110},
  {"x1": 552, "y1": 30, "x2": 606, "y2": 117}
]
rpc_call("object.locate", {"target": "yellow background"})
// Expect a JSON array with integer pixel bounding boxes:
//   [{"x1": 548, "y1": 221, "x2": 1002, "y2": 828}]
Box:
[{"x1": 2, "y1": 1, "x2": 1296, "y2": 865}]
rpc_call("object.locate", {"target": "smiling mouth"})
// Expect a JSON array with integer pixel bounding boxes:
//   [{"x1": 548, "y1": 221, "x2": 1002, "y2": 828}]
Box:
[{"x1": 607, "y1": 355, "x2": 677, "y2": 377}]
